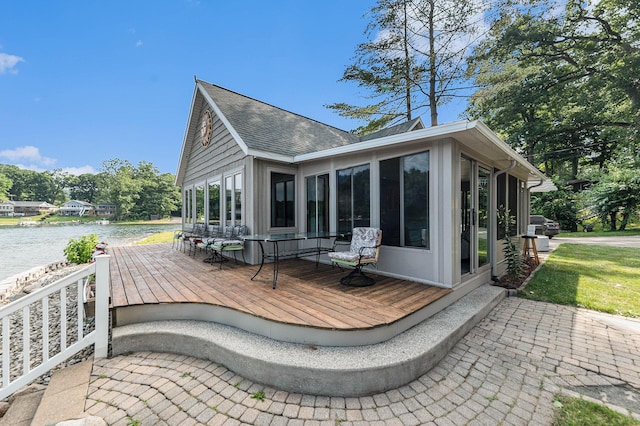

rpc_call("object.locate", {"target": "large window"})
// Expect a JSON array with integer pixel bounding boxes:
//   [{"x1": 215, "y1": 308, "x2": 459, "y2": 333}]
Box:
[
  {"x1": 271, "y1": 172, "x2": 295, "y2": 228},
  {"x1": 380, "y1": 151, "x2": 429, "y2": 248},
  {"x1": 234, "y1": 173, "x2": 242, "y2": 224},
  {"x1": 496, "y1": 173, "x2": 518, "y2": 238},
  {"x1": 195, "y1": 184, "x2": 205, "y2": 224},
  {"x1": 224, "y1": 172, "x2": 242, "y2": 226},
  {"x1": 306, "y1": 174, "x2": 329, "y2": 233},
  {"x1": 336, "y1": 165, "x2": 370, "y2": 235},
  {"x1": 208, "y1": 181, "x2": 220, "y2": 226},
  {"x1": 184, "y1": 188, "x2": 193, "y2": 224}
]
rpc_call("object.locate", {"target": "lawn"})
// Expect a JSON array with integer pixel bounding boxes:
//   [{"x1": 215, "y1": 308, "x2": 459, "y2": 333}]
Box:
[{"x1": 519, "y1": 243, "x2": 640, "y2": 318}]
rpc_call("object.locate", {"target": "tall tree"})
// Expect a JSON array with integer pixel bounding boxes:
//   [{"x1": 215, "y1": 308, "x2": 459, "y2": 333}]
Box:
[
  {"x1": 99, "y1": 159, "x2": 141, "y2": 221},
  {"x1": 466, "y1": 0, "x2": 639, "y2": 180},
  {"x1": 328, "y1": 0, "x2": 481, "y2": 134},
  {"x1": 67, "y1": 173, "x2": 101, "y2": 203}
]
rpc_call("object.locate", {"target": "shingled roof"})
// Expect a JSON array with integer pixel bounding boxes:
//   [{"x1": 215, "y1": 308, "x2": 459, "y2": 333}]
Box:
[{"x1": 198, "y1": 81, "x2": 423, "y2": 157}]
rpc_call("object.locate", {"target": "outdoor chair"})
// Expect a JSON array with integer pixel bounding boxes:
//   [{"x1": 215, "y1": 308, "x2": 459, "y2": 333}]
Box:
[
  {"x1": 328, "y1": 227, "x2": 382, "y2": 287},
  {"x1": 181, "y1": 223, "x2": 208, "y2": 256},
  {"x1": 205, "y1": 225, "x2": 249, "y2": 268}
]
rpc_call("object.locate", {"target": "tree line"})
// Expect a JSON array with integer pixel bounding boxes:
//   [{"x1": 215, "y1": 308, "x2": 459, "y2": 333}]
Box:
[
  {"x1": 331, "y1": 0, "x2": 640, "y2": 231},
  {"x1": 0, "y1": 159, "x2": 181, "y2": 221}
]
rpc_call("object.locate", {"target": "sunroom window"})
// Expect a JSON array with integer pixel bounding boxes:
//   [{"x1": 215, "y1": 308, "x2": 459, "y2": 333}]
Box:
[
  {"x1": 336, "y1": 165, "x2": 370, "y2": 235},
  {"x1": 271, "y1": 172, "x2": 295, "y2": 228},
  {"x1": 380, "y1": 151, "x2": 430, "y2": 249},
  {"x1": 306, "y1": 174, "x2": 329, "y2": 233}
]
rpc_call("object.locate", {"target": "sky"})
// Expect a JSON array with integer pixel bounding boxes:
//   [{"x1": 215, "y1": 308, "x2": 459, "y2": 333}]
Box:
[{"x1": 0, "y1": 1, "x2": 468, "y2": 176}]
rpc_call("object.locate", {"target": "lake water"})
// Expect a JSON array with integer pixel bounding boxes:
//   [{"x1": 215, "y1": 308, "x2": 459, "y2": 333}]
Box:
[{"x1": 0, "y1": 222, "x2": 181, "y2": 282}]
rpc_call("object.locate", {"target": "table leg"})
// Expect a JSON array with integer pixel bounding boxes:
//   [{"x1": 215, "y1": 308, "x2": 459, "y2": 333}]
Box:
[
  {"x1": 272, "y1": 241, "x2": 279, "y2": 289},
  {"x1": 250, "y1": 241, "x2": 266, "y2": 281}
]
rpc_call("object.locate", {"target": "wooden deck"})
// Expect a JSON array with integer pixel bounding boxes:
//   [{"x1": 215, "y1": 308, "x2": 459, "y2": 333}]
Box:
[{"x1": 108, "y1": 244, "x2": 452, "y2": 331}]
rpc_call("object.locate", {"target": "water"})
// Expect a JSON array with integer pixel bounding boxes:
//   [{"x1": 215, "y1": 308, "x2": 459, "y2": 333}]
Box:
[{"x1": 0, "y1": 222, "x2": 181, "y2": 282}]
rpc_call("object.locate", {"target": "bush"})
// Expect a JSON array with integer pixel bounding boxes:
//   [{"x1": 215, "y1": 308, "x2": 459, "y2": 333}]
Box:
[{"x1": 64, "y1": 233, "x2": 99, "y2": 264}]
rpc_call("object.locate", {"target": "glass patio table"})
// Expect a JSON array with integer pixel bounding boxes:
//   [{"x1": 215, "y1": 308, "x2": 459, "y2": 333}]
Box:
[{"x1": 242, "y1": 232, "x2": 342, "y2": 289}]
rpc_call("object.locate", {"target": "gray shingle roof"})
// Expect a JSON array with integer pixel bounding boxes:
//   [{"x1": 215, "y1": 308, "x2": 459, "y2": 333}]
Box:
[
  {"x1": 198, "y1": 81, "x2": 424, "y2": 157},
  {"x1": 200, "y1": 81, "x2": 358, "y2": 156}
]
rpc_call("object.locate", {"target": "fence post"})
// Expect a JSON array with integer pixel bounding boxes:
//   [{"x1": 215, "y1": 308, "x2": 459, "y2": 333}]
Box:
[{"x1": 94, "y1": 255, "x2": 110, "y2": 358}]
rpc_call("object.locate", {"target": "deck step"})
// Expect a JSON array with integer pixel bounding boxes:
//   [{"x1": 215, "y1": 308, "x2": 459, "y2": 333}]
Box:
[{"x1": 112, "y1": 284, "x2": 506, "y2": 396}]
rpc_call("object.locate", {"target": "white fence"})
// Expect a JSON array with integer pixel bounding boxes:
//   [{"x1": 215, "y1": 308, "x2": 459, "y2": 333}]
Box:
[{"x1": 0, "y1": 255, "x2": 110, "y2": 400}]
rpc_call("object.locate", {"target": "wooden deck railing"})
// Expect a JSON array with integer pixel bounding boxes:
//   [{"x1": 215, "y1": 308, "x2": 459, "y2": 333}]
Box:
[{"x1": 0, "y1": 255, "x2": 110, "y2": 400}]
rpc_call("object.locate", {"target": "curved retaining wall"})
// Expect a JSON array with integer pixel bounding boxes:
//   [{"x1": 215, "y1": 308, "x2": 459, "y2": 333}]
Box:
[{"x1": 111, "y1": 284, "x2": 505, "y2": 396}]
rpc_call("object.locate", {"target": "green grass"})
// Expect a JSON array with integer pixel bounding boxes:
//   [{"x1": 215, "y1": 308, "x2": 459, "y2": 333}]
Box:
[
  {"x1": 552, "y1": 395, "x2": 640, "y2": 426},
  {"x1": 560, "y1": 221, "x2": 640, "y2": 237},
  {"x1": 134, "y1": 230, "x2": 175, "y2": 244},
  {"x1": 519, "y1": 244, "x2": 640, "y2": 318}
]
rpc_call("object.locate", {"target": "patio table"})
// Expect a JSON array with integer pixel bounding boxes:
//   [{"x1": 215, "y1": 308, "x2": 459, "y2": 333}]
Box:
[{"x1": 242, "y1": 232, "x2": 341, "y2": 289}]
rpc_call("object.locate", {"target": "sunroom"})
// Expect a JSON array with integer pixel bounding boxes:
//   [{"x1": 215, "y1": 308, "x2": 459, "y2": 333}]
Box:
[{"x1": 175, "y1": 80, "x2": 550, "y2": 292}]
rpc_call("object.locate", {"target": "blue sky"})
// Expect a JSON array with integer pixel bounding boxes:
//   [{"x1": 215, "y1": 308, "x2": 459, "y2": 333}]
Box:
[{"x1": 0, "y1": 1, "x2": 467, "y2": 175}]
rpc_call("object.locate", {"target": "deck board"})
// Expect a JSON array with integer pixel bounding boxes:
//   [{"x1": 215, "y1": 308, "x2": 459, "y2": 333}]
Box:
[{"x1": 109, "y1": 244, "x2": 452, "y2": 330}]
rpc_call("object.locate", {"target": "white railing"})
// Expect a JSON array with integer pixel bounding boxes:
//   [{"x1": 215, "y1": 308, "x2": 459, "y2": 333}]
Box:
[{"x1": 0, "y1": 255, "x2": 110, "y2": 400}]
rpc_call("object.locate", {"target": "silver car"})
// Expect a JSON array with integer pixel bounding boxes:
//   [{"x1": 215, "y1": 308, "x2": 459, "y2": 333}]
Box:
[{"x1": 530, "y1": 215, "x2": 560, "y2": 238}]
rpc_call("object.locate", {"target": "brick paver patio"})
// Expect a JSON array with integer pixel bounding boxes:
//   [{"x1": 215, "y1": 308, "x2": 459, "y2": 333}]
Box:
[{"x1": 85, "y1": 297, "x2": 640, "y2": 425}]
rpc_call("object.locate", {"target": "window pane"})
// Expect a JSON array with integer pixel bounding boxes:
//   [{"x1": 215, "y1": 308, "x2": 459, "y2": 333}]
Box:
[
  {"x1": 306, "y1": 177, "x2": 316, "y2": 233},
  {"x1": 306, "y1": 174, "x2": 330, "y2": 233},
  {"x1": 403, "y1": 152, "x2": 429, "y2": 248},
  {"x1": 508, "y1": 175, "x2": 518, "y2": 236},
  {"x1": 225, "y1": 176, "x2": 232, "y2": 223},
  {"x1": 234, "y1": 173, "x2": 242, "y2": 224},
  {"x1": 318, "y1": 174, "x2": 329, "y2": 232},
  {"x1": 208, "y1": 182, "x2": 220, "y2": 226},
  {"x1": 271, "y1": 172, "x2": 295, "y2": 228},
  {"x1": 185, "y1": 188, "x2": 193, "y2": 224},
  {"x1": 380, "y1": 158, "x2": 400, "y2": 246},
  {"x1": 336, "y1": 169, "x2": 352, "y2": 234},
  {"x1": 496, "y1": 173, "x2": 507, "y2": 240},
  {"x1": 478, "y1": 167, "x2": 491, "y2": 267},
  {"x1": 353, "y1": 165, "x2": 370, "y2": 228},
  {"x1": 195, "y1": 185, "x2": 205, "y2": 224}
]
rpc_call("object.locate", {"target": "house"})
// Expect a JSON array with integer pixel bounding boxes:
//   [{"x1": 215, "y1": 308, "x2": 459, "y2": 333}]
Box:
[
  {"x1": 0, "y1": 200, "x2": 57, "y2": 217},
  {"x1": 95, "y1": 202, "x2": 116, "y2": 217},
  {"x1": 59, "y1": 200, "x2": 95, "y2": 216},
  {"x1": 175, "y1": 80, "x2": 553, "y2": 292}
]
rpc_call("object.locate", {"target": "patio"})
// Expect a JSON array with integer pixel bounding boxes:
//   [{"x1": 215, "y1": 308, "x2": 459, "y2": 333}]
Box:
[{"x1": 108, "y1": 243, "x2": 452, "y2": 344}]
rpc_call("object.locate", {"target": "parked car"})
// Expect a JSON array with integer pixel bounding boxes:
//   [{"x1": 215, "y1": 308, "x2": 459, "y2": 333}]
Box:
[{"x1": 529, "y1": 215, "x2": 560, "y2": 238}]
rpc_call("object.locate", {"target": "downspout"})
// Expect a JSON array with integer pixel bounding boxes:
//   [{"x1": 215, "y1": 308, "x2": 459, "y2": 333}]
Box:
[{"x1": 491, "y1": 160, "x2": 517, "y2": 282}]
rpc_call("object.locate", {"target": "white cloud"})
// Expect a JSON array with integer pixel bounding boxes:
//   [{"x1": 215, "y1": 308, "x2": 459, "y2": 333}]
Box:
[
  {"x1": 60, "y1": 165, "x2": 96, "y2": 175},
  {"x1": 0, "y1": 146, "x2": 57, "y2": 167},
  {"x1": 0, "y1": 146, "x2": 96, "y2": 175},
  {"x1": 135, "y1": 40, "x2": 143, "y2": 47},
  {"x1": 0, "y1": 53, "x2": 25, "y2": 74}
]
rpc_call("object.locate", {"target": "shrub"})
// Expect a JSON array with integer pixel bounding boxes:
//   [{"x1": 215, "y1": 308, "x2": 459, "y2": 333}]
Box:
[
  {"x1": 64, "y1": 233, "x2": 99, "y2": 264},
  {"x1": 498, "y1": 208, "x2": 527, "y2": 288}
]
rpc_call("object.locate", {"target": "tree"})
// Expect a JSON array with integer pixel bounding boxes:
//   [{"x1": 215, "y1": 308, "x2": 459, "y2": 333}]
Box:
[
  {"x1": 0, "y1": 173, "x2": 12, "y2": 201},
  {"x1": 466, "y1": 0, "x2": 639, "y2": 181},
  {"x1": 586, "y1": 166, "x2": 640, "y2": 231},
  {"x1": 67, "y1": 173, "x2": 101, "y2": 203},
  {"x1": 130, "y1": 162, "x2": 180, "y2": 219},
  {"x1": 99, "y1": 159, "x2": 141, "y2": 221},
  {"x1": 328, "y1": 0, "x2": 481, "y2": 133}
]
